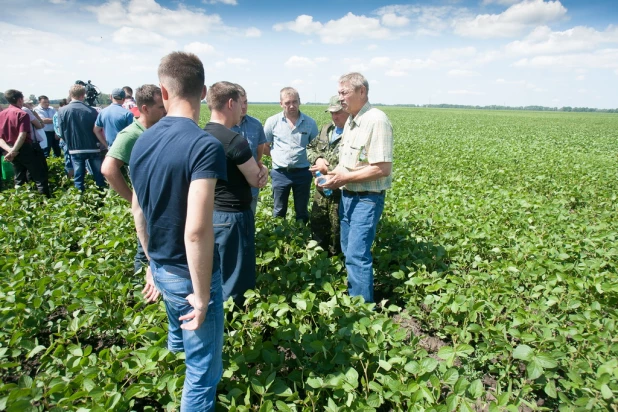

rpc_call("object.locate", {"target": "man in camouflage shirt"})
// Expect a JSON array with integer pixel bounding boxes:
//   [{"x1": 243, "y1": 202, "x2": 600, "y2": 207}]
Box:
[{"x1": 308, "y1": 96, "x2": 348, "y2": 255}]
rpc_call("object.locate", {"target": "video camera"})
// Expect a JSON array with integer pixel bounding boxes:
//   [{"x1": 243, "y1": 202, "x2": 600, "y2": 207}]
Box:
[{"x1": 75, "y1": 80, "x2": 101, "y2": 107}]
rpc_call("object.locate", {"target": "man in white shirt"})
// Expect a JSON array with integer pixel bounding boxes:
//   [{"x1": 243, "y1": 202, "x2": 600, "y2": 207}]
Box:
[{"x1": 34, "y1": 95, "x2": 59, "y2": 158}]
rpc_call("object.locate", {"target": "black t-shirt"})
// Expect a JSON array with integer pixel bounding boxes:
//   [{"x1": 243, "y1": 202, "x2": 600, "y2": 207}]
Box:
[
  {"x1": 204, "y1": 122, "x2": 253, "y2": 212},
  {"x1": 130, "y1": 117, "x2": 226, "y2": 278}
]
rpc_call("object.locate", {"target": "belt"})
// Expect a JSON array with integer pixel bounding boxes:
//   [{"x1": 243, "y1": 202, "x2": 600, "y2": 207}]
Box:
[
  {"x1": 343, "y1": 189, "x2": 385, "y2": 196},
  {"x1": 275, "y1": 166, "x2": 309, "y2": 172}
]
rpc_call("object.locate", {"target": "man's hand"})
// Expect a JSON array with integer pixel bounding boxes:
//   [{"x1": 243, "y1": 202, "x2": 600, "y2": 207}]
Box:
[
  {"x1": 309, "y1": 158, "x2": 329, "y2": 175},
  {"x1": 317, "y1": 170, "x2": 347, "y2": 190},
  {"x1": 257, "y1": 163, "x2": 268, "y2": 188},
  {"x1": 179, "y1": 293, "x2": 209, "y2": 330},
  {"x1": 141, "y1": 266, "x2": 160, "y2": 303},
  {"x1": 5, "y1": 150, "x2": 18, "y2": 162}
]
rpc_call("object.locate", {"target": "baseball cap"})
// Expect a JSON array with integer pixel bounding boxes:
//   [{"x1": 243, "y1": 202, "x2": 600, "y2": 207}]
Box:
[
  {"x1": 325, "y1": 95, "x2": 343, "y2": 112},
  {"x1": 111, "y1": 88, "x2": 126, "y2": 99}
]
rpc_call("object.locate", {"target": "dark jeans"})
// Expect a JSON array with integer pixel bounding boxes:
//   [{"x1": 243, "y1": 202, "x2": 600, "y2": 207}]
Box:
[
  {"x1": 213, "y1": 209, "x2": 256, "y2": 307},
  {"x1": 12, "y1": 143, "x2": 50, "y2": 197},
  {"x1": 44, "y1": 131, "x2": 61, "y2": 158},
  {"x1": 271, "y1": 167, "x2": 312, "y2": 222}
]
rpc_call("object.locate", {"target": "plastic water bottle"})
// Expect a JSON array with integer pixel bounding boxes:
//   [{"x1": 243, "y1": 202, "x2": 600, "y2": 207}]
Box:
[{"x1": 315, "y1": 171, "x2": 332, "y2": 197}]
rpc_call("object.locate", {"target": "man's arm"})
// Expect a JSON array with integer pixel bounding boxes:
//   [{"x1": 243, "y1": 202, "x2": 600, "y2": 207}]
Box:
[
  {"x1": 180, "y1": 178, "x2": 217, "y2": 331},
  {"x1": 238, "y1": 157, "x2": 268, "y2": 188},
  {"x1": 131, "y1": 192, "x2": 159, "y2": 303},
  {"x1": 319, "y1": 162, "x2": 392, "y2": 190},
  {"x1": 102, "y1": 157, "x2": 132, "y2": 202},
  {"x1": 93, "y1": 126, "x2": 108, "y2": 149}
]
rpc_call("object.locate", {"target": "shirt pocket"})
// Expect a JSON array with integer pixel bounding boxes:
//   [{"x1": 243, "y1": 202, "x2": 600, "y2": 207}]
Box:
[{"x1": 348, "y1": 145, "x2": 368, "y2": 167}]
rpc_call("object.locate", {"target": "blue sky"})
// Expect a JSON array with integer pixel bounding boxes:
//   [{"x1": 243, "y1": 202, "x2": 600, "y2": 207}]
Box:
[{"x1": 1, "y1": 0, "x2": 617, "y2": 108}]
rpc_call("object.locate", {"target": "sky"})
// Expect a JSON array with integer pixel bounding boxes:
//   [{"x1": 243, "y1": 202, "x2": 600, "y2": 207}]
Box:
[{"x1": 1, "y1": 0, "x2": 617, "y2": 108}]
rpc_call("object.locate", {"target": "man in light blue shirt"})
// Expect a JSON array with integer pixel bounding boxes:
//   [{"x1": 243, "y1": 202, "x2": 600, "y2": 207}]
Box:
[
  {"x1": 264, "y1": 87, "x2": 318, "y2": 222},
  {"x1": 93, "y1": 88, "x2": 134, "y2": 147},
  {"x1": 231, "y1": 84, "x2": 268, "y2": 215}
]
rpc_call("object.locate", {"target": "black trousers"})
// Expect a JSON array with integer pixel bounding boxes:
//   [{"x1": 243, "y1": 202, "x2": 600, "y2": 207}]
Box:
[
  {"x1": 44, "y1": 131, "x2": 61, "y2": 158},
  {"x1": 12, "y1": 143, "x2": 50, "y2": 197}
]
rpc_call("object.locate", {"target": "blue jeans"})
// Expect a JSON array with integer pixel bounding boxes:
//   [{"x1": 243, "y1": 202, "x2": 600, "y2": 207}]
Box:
[
  {"x1": 214, "y1": 209, "x2": 256, "y2": 306},
  {"x1": 71, "y1": 152, "x2": 106, "y2": 191},
  {"x1": 339, "y1": 191, "x2": 385, "y2": 303},
  {"x1": 271, "y1": 168, "x2": 312, "y2": 222},
  {"x1": 151, "y1": 261, "x2": 224, "y2": 411}
]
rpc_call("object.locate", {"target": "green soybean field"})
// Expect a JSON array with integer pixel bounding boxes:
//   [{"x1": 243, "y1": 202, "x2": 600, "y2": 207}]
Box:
[{"x1": 1, "y1": 106, "x2": 617, "y2": 411}]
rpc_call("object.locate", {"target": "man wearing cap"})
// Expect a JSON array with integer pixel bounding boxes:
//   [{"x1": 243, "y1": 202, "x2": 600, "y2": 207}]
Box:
[
  {"x1": 264, "y1": 87, "x2": 318, "y2": 222},
  {"x1": 318, "y1": 72, "x2": 393, "y2": 304},
  {"x1": 94, "y1": 88, "x2": 134, "y2": 148},
  {"x1": 307, "y1": 96, "x2": 348, "y2": 255}
]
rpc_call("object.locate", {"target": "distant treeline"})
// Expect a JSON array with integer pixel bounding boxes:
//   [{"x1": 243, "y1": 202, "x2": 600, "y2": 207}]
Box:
[{"x1": 387, "y1": 103, "x2": 618, "y2": 113}]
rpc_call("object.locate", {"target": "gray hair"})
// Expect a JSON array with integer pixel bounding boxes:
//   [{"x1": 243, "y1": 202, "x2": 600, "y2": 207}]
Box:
[
  {"x1": 280, "y1": 87, "x2": 299, "y2": 101},
  {"x1": 338, "y1": 72, "x2": 369, "y2": 96}
]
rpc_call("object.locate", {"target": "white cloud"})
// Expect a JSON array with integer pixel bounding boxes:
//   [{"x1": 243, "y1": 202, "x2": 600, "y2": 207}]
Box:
[
  {"x1": 454, "y1": 0, "x2": 568, "y2": 38},
  {"x1": 375, "y1": 5, "x2": 466, "y2": 36},
  {"x1": 448, "y1": 89, "x2": 484, "y2": 95},
  {"x1": 386, "y1": 70, "x2": 407, "y2": 77},
  {"x1": 274, "y1": 13, "x2": 391, "y2": 44},
  {"x1": 245, "y1": 27, "x2": 261, "y2": 38},
  {"x1": 481, "y1": 0, "x2": 521, "y2": 5},
  {"x1": 513, "y1": 49, "x2": 618, "y2": 70},
  {"x1": 506, "y1": 25, "x2": 618, "y2": 55},
  {"x1": 184, "y1": 41, "x2": 216, "y2": 55},
  {"x1": 381, "y1": 13, "x2": 410, "y2": 27},
  {"x1": 49, "y1": 0, "x2": 67, "y2": 4},
  {"x1": 112, "y1": 26, "x2": 176, "y2": 48},
  {"x1": 226, "y1": 57, "x2": 249, "y2": 65},
  {"x1": 576, "y1": 75, "x2": 586, "y2": 80},
  {"x1": 370, "y1": 57, "x2": 391, "y2": 66},
  {"x1": 291, "y1": 79, "x2": 305, "y2": 86},
  {"x1": 448, "y1": 69, "x2": 480, "y2": 77},
  {"x1": 285, "y1": 56, "x2": 316, "y2": 68},
  {"x1": 314, "y1": 57, "x2": 329, "y2": 63},
  {"x1": 87, "y1": 0, "x2": 224, "y2": 36},
  {"x1": 367, "y1": 44, "x2": 378, "y2": 50},
  {"x1": 203, "y1": 0, "x2": 237, "y2": 4}
]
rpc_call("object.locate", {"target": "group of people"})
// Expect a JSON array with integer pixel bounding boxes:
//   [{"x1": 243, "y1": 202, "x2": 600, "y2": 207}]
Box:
[{"x1": 0, "y1": 51, "x2": 393, "y2": 410}]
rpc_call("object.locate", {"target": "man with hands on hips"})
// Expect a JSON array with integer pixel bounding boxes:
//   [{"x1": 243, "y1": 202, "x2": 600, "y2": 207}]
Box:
[{"x1": 316, "y1": 72, "x2": 393, "y2": 304}]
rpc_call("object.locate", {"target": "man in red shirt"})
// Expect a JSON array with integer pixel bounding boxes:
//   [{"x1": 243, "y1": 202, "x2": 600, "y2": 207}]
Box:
[{"x1": 0, "y1": 89, "x2": 50, "y2": 197}]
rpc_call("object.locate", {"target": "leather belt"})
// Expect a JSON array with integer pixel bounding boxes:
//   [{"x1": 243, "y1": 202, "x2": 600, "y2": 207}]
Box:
[{"x1": 276, "y1": 166, "x2": 309, "y2": 172}]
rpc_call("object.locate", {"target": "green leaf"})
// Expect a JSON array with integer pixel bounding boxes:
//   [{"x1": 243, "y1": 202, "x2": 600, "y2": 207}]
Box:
[
  {"x1": 600, "y1": 384, "x2": 613, "y2": 400},
  {"x1": 544, "y1": 380, "x2": 557, "y2": 399},
  {"x1": 468, "y1": 379, "x2": 483, "y2": 399},
  {"x1": 512, "y1": 345, "x2": 534, "y2": 361},
  {"x1": 527, "y1": 360, "x2": 544, "y2": 380}
]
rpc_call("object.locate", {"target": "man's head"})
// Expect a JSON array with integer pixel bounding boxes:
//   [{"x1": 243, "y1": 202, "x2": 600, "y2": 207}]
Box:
[
  {"x1": 158, "y1": 52, "x2": 206, "y2": 109},
  {"x1": 338, "y1": 72, "x2": 369, "y2": 116},
  {"x1": 38, "y1": 95, "x2": 50, "y2": 108},
  {"x1": 58, "y1": 98, "x2": 68, "y2": 108},
  {"x1": 135, "y1": 84, "x2": 166, "y2": 125},
  {"x1": 4, "y1": 89, "x2": 24, "y2": 106},
  {"x1": 122, "y1": 86, "x2": 133, "y2": 98},
  {"x1": 23, "y1": 98, "x2": 34, "y2": 109},
  {"x1": 69, "y1": 84, "x2": 86, "y2": 101},
  {"x1": 235, "y1": 83, "x2": 248, "y2": 118},
  {"x1": 280, "y1": 87, "x2": 300, "y2": 118},
  {"x1": 326, "y1": 95, "x2": 347, "y2": 129},
  {"x1": 111, "y1": 88, "x2": 126, "y2": 103},
  {"x1": 206, "y1": 81, "x2": 242, "y2": 125}
]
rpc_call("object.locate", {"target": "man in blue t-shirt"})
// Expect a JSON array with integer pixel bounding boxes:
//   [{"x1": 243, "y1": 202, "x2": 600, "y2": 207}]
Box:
[
  {"x1": 204, "y1": 82, "x2": 267, "y2": 307},
  {"x1": 130, "y1": 52, "x2": 227, "y2": 411},
  {"x1": 94, "y1": 88, "x2": 134, "y2": 147},
  {"x1": 231, "y1": 84, "x2": 268, "y2": 215}
]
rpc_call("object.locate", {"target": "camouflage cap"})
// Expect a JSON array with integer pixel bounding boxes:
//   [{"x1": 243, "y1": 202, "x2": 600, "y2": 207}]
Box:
[{"x1": 325, "y1": 95, "x2": 343, "y2": 112}]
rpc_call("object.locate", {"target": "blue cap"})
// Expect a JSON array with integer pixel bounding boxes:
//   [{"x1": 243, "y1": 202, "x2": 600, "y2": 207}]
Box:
[{"x1": 111, "y1": 88, "x2": 126, "y2": 99}]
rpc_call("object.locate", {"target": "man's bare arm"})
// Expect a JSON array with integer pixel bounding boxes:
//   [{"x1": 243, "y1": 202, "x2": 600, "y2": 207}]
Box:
[
  {"x1": 180, "y1": 178, "x2": 217, "y2": 331},
  {"x1": 102, "y1": 157, "x2": 132, "y2": 202},
  {"x1": 131, "y1": 192, "x2": 160, "y2": 303},
  {"x1": 93, "y1": 126, "x2": 108, "y2": 149},
  {"x1": 319, "y1": 162, "x2": 392, "y2": 190},
  {"x1": 237, "y1": 157, "x2": 268, "y2": 188}
]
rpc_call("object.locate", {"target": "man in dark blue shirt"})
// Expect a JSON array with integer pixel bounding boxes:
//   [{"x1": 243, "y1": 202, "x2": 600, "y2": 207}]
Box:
[
  {"x1": 130, "y1": 52, "x2": 227, "y2": 411},
  {"x1": 204, "y1": 82, "x2": 267, "y2": 307}
]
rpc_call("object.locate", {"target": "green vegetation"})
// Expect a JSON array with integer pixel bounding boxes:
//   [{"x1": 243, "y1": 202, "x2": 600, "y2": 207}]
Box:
[{"x1": 1, "y1": 107, "x2": 617, "y2": 411}]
